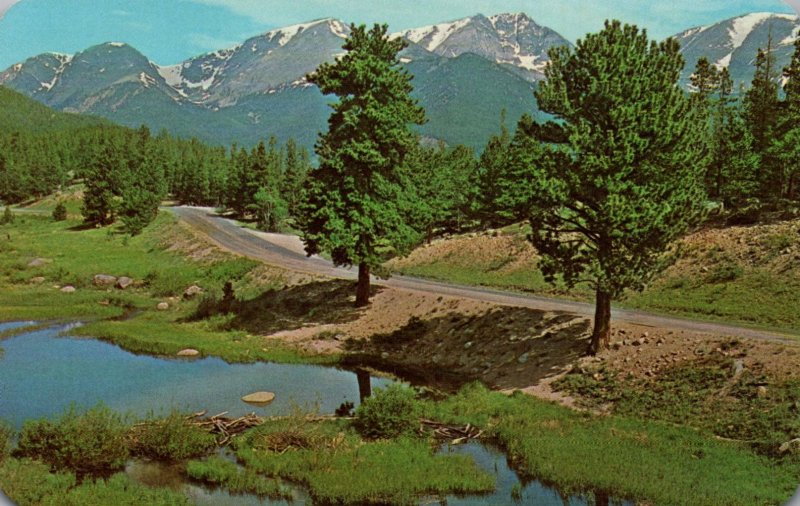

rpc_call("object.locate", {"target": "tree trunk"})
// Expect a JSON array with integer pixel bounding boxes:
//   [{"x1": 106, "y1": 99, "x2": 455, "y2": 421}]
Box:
[
  {"x1": 589, "y1": 288, "x2": 612, "y2": 355},
  {"x1": 356, "y1": 369, "x2": 372, "y2": 402},
  {"x1": 355, "y1": 262, "x2": 370, "y2": 307},
  {"x1": 594, "y1": 491, "x2": 610, "y2": 506}
]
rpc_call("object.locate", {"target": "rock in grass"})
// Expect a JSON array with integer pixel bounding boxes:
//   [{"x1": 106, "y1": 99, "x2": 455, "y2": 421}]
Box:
[
  {"x1": 30, "y1": 276, "x2": 45, "y2": 284},
  {"x1": 177, "y1": 349, "x2": 200, "y2": 357},
  {"x1": 156, "y1": 302, "x2": 169, "y2": 311},
  {"x1": 94, "y1": 274, "x2": 118, "y2": 287},
  {"x1": 241, "y1": 392, "x2": 276, "y2": 405},
  {"x1": 28, "y1": 258, "x2": 51, "y2": 267},
  {"x1": 779, "y1": 438, "x2": 800, "y2": 455},
  {"x1": 183, "y1": 285, "x2": 204, "y2": 299},
  {"x1": 61, "y1": 285, "x2": 76, "y2": 293},
  {"x1": 116, "y1": 276, "x2": 133, "y2": 290}
]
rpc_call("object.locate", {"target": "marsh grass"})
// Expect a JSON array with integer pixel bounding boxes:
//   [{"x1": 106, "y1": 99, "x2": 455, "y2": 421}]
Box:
[
  {"x1": 429, "y1": 383, "x2": 799, "y2": 506},
  {"x1": 186, "y1": 456, "x2": 291, "y2": 499},
  {"x1": 234, "y1": 416, "x2": 494, "y2": 505}
]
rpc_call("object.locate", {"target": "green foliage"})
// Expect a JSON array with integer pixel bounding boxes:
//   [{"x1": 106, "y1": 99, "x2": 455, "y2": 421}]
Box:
[
  {"x1": 236, "y1": 417, "x2": 493, "y2": 505},
  {"x1": 705, "y1": 261, "x2": 744, "y2": 283},
  {"x1": 186, "y1": 456, "x2": 291, "y2": 498},
  {"x1": 354, "y1": 384, "x2": 422, "y2": 439},
  {"x1": 0, "y1": 421, "x2": 12, "y2": 460},
  {"x1": 1, "y1": 206, "x2": 14, "y2": 225},
  {"x1": 129, "y1": 412, "x2": 216, "y2": 461},
  {"x1": 0, "y1": 458, "x2": 76, "y2": 506},
  {"x1": 431, "y1": 383, "x2": 798, "y2": 506},
  {"x1": 16, "y1": 404, "x2": 130, "y2": 477},
  {"x1": 42, "y1": 473, "x2": 188, "y2": 506},
  {"x1": 299, "y1": 23, "x2": 426, "y2": 295},
  {"x1": 52, "y1": 202, "x2": 68, "y2": 221}
]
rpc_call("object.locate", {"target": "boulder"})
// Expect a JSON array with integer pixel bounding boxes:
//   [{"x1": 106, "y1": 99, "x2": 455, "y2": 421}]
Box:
[
  {"x1": 30, "y1": 276, "x2": 46, "y2": 284},
  {"x1": 176, "y1": 348, "x2": 200, "y2": 357},
  {"x1": 116, "y1": 277, "x2": 133, "y2": 290},
  {"x1": 156, "y1": 302, "x2": 170, "y2": 311},
  {"x1": 183, "y1": 285, "x2": 204, "y2": 299},
  {"x1": 93, "y1": 274, "x2": 118, "y2": 287},
  {"x1": 241, "y1": 392, "x2": 276, "y2": 405},
  {"x1": 28, "y1": 258, "x2": 51, "y2": 268},
  {"x1": 60, "y1": 285, "x2": 76, "y2": 293}
]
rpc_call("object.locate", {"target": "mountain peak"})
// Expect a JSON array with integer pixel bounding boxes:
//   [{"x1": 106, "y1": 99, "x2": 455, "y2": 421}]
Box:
[{"x1": 264, "y1": 18, "x2": 348, "y2": 47}]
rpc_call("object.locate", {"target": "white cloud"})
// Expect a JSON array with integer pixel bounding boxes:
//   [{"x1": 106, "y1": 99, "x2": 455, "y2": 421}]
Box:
[{"x1": 0, "y1": 0, "x2": 21, "y2": 19}]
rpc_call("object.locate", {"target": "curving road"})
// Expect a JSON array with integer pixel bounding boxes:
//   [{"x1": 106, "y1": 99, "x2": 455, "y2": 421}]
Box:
[{"x1": 171, "y1": 206, "x2": 797, "y2": 344}]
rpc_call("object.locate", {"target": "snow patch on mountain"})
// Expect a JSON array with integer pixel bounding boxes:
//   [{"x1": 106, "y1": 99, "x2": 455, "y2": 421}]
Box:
[
  {"x1": 266, "y1": 18, "x2": 330, "y2": 46},
  {"x1": 156, "y1": 64, "x2": 183, "y2": 87},
  {"x1": 714, "y1": 13, "x2": 799, "y2": 68},
  {"x1": 400, "y1": 17, "x2": 472, "y2": 51}
]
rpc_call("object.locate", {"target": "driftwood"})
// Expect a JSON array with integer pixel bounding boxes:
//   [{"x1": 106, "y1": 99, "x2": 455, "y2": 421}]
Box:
[
  {"x1": 187, "y1": 411, "x2": 265, "y2": 446},
  {"x1": 420, "y1": 419, "x2": 483, "y2": 444}
]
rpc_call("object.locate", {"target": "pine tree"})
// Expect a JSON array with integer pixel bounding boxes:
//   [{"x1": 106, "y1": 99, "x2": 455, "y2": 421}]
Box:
[
  {"x1": 769, "y1": 39, "x2": 800, "y2": 202},
  {"x1": 1, "y1": 206, "x2": 13, "y2": 225},
  {"x1": 299, "y1": 23, "x2": 426, "y2": 306},
  {"x1": 525, "y1": 21, "x2": 706, "y2": 354},
  {"x1": 743, "y1": 34, "x2": 780, "y2": 197},
  {"x1": 52, "y1": 202, "x2": 67, "y2": 221},
  {"x1": 474, "y1": 111, "x2": 511, "y2": 227}
]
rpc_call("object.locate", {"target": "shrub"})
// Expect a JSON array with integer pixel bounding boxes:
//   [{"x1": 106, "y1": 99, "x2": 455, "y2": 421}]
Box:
[
  {"x1": 52, "y1": 202, "x2": 68, "y2": 222},
  {"x1": 0, "y1": 420, "x2": 12, "y2": 460},
  {"x1": 1, "y1": 206, "x2": 14, "y2": 225},
  {"x1": 706, "y1": 262, "x2": 744, "y2": 283},
  {"x1": 16, "y1": 404, "x2": 129, "y2": 477},
  {"x1": 129, "y1": 412, "x2": 216, "y2": 460},
  {"x1": 354, "y1": 384, "x2": 421, "y2": 439},
  {"x1": 0, "y1": 458, "x2": 75, "y2": 506}
]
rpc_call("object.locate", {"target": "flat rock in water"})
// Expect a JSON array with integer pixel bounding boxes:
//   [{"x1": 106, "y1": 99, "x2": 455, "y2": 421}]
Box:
[
  {"x1": 61, "y1": 286, "x2": 76, "y2": 293},
  {"x1": 177, "y1": 349, "x2": 200, "y2": 357},
  {"x1": 94, "y1": 274, "x2": 118, "y2": 287},
  {"x1": 241, "y1": 392, "x2": 276, "y2": 405},
  {"x1": 116, "y1": 277, "x2": 133, "y2": 289}
]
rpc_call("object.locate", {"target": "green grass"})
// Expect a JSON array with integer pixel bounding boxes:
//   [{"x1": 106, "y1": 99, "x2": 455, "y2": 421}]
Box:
[
  {"x1": 234, "y1": 416, "x2": 495, "y2": 505},
  {"x1": 0, "y1": 211, "x2": 339, "y2": 365},
  {"x1": 429, "y1": 383, "x2": 799, "y2": 506},
  {"x1": 186, "y1": 456, "x2": 292, "y2": 499},
  {"x1": 390, "y1": 225, "x2": 800, "y2": 335}
]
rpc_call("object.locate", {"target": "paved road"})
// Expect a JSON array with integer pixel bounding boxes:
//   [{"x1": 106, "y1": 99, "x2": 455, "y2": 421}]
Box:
[{"x1": 171, "y1": 206, "x2": 796, "y2": 343}]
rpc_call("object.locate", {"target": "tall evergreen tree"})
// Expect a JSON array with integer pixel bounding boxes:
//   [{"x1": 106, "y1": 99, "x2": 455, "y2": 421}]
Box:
[
  {"x1": 769, "y1": 39, "x2": 800, "y2": 201},
  {"x1": 299, "y1": 23, "x2": 426, "y2": 306},
  {"x1": 523, "y1": 21, "x2": 706, "y2": 354}
]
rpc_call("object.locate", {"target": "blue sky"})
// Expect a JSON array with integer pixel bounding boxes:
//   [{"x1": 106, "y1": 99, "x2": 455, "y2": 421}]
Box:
[{"x1": 0, "y1": 0, "x2": 797, "y2": 69}]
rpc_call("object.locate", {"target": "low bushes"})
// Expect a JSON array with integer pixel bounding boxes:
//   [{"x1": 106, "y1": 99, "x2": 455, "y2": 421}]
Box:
[
  {"x1": 354, "y1": 384, "x2": 422, "y2": 439},
  {"x1": 16, "y1": 405, "x2": 129, "y2": 477},
  {"x1": 129, "y1": 412, "x2": 216, "y2": 461}
]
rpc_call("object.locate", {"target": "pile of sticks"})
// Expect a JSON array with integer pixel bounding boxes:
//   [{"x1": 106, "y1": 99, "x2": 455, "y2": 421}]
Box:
[
  {"x1": 188, "y1": 410, "x2": 264, "y2": 446},
  {"x1": 420, "y1": 419, "x2": 483, "y2": 444}
]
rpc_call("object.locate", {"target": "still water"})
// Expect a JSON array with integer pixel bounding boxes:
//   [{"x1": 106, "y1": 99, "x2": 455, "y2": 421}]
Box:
[{"x1": 0, "y1": 322, "x2": 629, "y2": 505}]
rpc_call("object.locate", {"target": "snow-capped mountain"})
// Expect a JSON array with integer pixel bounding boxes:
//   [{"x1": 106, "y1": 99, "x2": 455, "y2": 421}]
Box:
[
  {"x1": 396, "y1": 13, "x2": 570, "y2": 81},
  {"x1": 675, "y1": 12, "x2": 800, "y2": 86}
]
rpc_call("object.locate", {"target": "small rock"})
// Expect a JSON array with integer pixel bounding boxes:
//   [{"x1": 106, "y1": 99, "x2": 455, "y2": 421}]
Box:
[
  {"x1": 156, "y1": 302, "x2": 169, "y2": 311},
  {"x1": 464, "y1": 341, "x2": 474, "y2": 350},
  {"x1": 733, "y1": 360, "x2": 744, "y2": 375},
  {"x1": 700, "y1": 266, "x2": 709, "y2": 273},
  {"x1": 632, "y1": 339, "x2": 642, "y2": 347},
  {"x1": 380, "y1": 352, "x2": 390, "y2": 360},
  {"x1": 60, "y1": 285, "x2": 76, "y2": 293},
  {"x1": 177, "y1": 349, "x2": 200, "y2": 357},
  {"x1": 241, "y1": 392, "x2": 276, "y2": 405},
  {"x1": 116, "y1": 277, "x2": 133, "y2": 290},
  {"x1": 622, "y1": 339, "x2": 630, "y2": 346},
  {"x1": 93, "y1": 274, "x2": 118, "y2": 287},
  {"x1": 611, "y1": 342, "x2": 622, "y2": 350},
  {"x1": 642, "y1": 332, "x2": 649, "y2": 338},
  {"x1": 517, "y1": 353, "x2": 530, "y2": 364},
  {"x1": 779, "y1": 438, "x2": 800, "y2": 455},
  {"x1": 30, "y1": 276, "x2": 45, "y2": 284},
  {"x1": 28, "y1": 258, "x2": 51, "y2": 268},
  {"x1": 183, "y1": 285, "x2": 204, "y2": 299},
  {"x1": 756, "y1": 386, "x2": 768, "y2": 398}
]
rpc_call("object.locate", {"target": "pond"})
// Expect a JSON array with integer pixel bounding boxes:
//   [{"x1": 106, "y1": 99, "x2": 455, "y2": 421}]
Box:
[{"x1": 0, "y1": 323, "x2": 630, "y2": 505}]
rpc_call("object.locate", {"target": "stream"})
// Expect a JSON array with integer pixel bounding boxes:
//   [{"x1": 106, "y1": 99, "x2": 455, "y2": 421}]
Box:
[{"x1": 0, "y1": 322, "x2": 630, "y2": 505}]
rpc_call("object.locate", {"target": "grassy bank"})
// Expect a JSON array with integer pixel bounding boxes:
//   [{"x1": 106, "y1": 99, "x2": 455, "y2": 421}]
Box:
[
  {"x1": 388, "y1": 221, "x2": 800, "y2": 334},
  {"x1": 430, "y1": 384, "x2": 798, "y2": 506},
  {"x1": 0, "y1": 210, "x2": 335, "y2": 364}
]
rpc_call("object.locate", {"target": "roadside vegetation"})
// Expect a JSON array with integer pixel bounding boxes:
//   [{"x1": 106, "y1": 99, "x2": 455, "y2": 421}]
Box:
[{"x1": 0, "y1": 208, "x2": 334, "y2": 364}]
